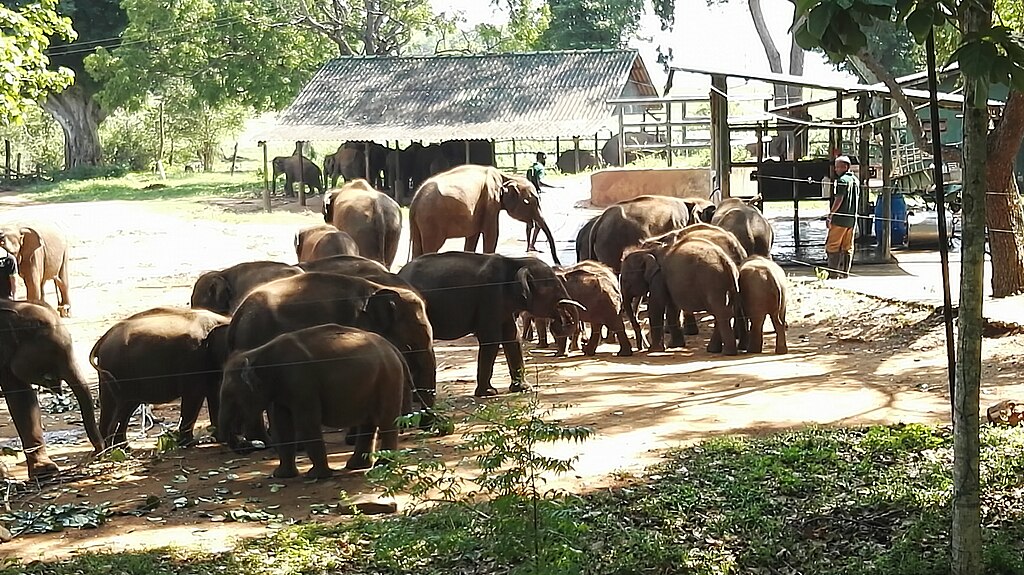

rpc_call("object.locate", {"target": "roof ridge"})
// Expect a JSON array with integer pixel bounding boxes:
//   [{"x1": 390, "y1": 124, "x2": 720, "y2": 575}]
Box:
[{"x1": 326, "y1": 48, "x2": 638, "y2": 63}]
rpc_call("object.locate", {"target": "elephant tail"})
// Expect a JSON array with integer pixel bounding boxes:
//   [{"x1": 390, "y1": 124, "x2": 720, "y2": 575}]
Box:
[
  {"x1": 408, "y1": 207, "x2": 421, "y2": 263},
  {"x1": 88, "y1": 333, "x2": 108, "y2": 372}
]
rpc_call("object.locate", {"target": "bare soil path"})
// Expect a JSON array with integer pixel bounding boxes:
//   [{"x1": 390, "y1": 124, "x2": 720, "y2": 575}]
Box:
[{"x1": 1, "y1": 189, "x2": 1022, "y2": 562}]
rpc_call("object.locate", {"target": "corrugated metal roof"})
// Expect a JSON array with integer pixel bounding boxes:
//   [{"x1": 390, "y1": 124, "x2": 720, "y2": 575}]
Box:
[{"x1": 257, "y1": 49, "x2": 658, "y2": 143}]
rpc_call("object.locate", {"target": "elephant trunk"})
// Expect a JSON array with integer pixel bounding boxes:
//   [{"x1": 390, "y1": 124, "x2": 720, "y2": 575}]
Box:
[
  {"x1": 64, "y1": 362, "x2": 104, "y2": 453},
  {"x1": 533, "y1": 214, "x2": 561, "y2": 265},
  {"x1": 405, "y1": 348, "x2": 437, "y2": 409},
  {"x1": 272, "y1": 166, "x2": 279, "y2": 195}
]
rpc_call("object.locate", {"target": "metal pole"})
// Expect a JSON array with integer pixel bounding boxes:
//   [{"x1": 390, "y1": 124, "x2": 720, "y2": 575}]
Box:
[
  {"x1": 927, "y1": 30, "x2": 956, "y2": 411},
  {"x1": 617, "y1": 105, "x2": 626, "y2": 167},
  {"x1": 881, "y1": 99, "x2": 893, "y2": 260}
]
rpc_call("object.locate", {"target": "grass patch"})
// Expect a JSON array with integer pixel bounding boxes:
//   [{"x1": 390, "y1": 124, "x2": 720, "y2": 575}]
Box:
[
  {"x1": 5, "y1": 171, "x2": 269, "y2": 204},
  {"x1": 5, "y1": 424, "x2": 1023, "y2": 574}
]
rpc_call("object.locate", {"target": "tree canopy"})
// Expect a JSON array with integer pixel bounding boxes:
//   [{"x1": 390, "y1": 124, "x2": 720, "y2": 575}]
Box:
[{"x1": 0, "y1": 0, "x2": 77, "y2": 126}]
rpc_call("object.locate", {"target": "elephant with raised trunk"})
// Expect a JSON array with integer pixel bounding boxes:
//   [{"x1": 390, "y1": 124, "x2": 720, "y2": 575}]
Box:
[
  {"x1": 409, "y1": 164, "x2": 561, "y2": 265},
  {"x1": 272, "y1": 154, "x2": 324, "y2": 198},
  {"x1": 191, "y1": 261, "x2": 302, "y2": 315},
  {"x1": 397, "y1": 252, "x2": 584, "y2": 397},
  {"x1": 588, "y1": 195, "x2": 692, "y2": 272},
  {"x1": 0, "y1": 222, "x2": 72, "y2": 317},
  {"x1": 0, "y1": 300, "x2": 103, "y2": 478},
  {"x1": 220, "y1": 324, "x2": 412, "y2": 477},
  {"x1": 91, "y1": 307, "x2": 230, "y2": 449},
  {"x1": 323, "y1": 179, "x2": 403, "y2": 269}
]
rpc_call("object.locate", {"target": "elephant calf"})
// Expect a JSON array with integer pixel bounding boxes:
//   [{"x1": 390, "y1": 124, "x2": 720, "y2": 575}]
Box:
[
  {"x1": 191, "y1": 261, "x2": 303, "y2": 315},
  {"x1": 738, "y1": 256, "x2": 788, "y2": 354},
  {"x1": 91, "y1": 307, "x2": 230, "y2": 448},
  {"x1": 549, "y1": 261, "x2": 631, "y2": 357},
  {"x1": 0, "y1": 222, "x2": 72, "y2": 317},
  {"x1": 0, "y1": 300, "x2": 103, "y2": 478},
  {"x1": 220, "y1": 324, "x2": 412, "y2": 478},
  {"x1": 295, "y1": 224, "x2": 360, "y2": 263}
]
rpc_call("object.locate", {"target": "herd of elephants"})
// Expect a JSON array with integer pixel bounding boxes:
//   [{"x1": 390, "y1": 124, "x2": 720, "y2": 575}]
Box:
[{"x1": 0, "y1": 161, "x2": 788, "y2": 482}]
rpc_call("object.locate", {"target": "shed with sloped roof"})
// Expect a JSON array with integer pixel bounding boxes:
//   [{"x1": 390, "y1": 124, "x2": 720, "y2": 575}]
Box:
[{"x1": 259, "y1": 49, "x2": 659, "y2": 143}]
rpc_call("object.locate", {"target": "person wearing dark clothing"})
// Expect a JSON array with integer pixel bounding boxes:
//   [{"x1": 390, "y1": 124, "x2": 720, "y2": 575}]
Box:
[
  {"x1": 826, "y1": 155, "x2": 860, "y2": 279},
  {"x1": 0, "y1": 250, "x2": 17, "y2": 299}
]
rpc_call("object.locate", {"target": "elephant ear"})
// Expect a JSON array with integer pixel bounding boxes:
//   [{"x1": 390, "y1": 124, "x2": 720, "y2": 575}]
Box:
[
  {"x1": 515, "y1": 266, "x2": 532, "y2": 306},
  {"x1": 239, "y1": 356, "x2": 259, "y2": 391},
  {"x1": 19, "y1": 227, "x2": 43, "y2": 254},
  {"x1": 641, "y1": 253, "x2": 661, "y2": 284},
  {"x1": 365, "y1": 289, "x2": 401, "y2": 328},
  {"x1": 499, "y1": 180, "x2": 521, "y2": 210},
  {"x1": 208, "y1": 275, "x2": 232, "y2": 312}
]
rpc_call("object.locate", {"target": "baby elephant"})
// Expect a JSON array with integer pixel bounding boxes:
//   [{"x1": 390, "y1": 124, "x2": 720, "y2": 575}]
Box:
[
  {"x1": 219, "y1": 324, "x2": 412, "y2": 479},
  {"x1": 738, "y1": 256, "x2": 788, "y2": 354},
  {"x1": 295, "y1": 224, "x2": 360, "y2": 263},
  {"x1": 555, "y1": 261, "x2": 631, "y2": 356},
  {"x1": 91, "y1": 307, "x2": 231, "y2": 448}
]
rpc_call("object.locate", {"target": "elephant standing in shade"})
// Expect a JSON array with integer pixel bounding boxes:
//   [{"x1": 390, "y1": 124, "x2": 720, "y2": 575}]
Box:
[
  {"x1": 295, "y1": 224, "x2": 360, "y2": 263},
  {"x1": 272, "y1": 154, "x2": 324, "y2": 198},
  {"x1": 323, "y1": 142, "x2": 388, "y2": 189},
  {"x1": 397, "y1": 252, "x2": 584, "y2": 397},
  {"x1": 711, "y1": 195, "x2": 774, "y2": 257},
  {"x1": 409, "y1": 164, "x2": 561, "y2": 265},
  {"x1": 91, "y1": 307, "x2": 230, "y2": 449},
  {"x1": 0, "y1": 222, "x2": 72, "y2": 317},
  {"x1": 220, "y1": 324, "x2": 412, "y2": 477},
  {"x1": 587, "y1": 195, "x2": 692, "y2": 272},
  {"x1": 0, "y1": 300, "x2": 103, "y2": 478},
  {"x1": 191, "y1": 261, "x2": 303, "y2": 315},
  {"x1": 323, "y1": 179, "x2": 403, "y2": 269}
]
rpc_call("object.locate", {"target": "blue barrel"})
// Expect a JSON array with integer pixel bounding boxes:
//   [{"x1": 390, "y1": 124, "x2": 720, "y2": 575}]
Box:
[{"x1": 874, "y1": 193, "x2": 908, "y2": 246}]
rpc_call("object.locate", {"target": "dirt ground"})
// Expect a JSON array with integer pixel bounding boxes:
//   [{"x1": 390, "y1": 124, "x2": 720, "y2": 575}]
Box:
[{"x1": 1, "y1": 189, "x2": 1023, "y2": 562}]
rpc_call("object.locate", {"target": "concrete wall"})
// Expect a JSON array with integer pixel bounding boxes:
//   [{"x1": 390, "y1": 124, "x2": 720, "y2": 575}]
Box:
[{"x1": 590, "y1": 167, "x2": 712, "y2": 207}]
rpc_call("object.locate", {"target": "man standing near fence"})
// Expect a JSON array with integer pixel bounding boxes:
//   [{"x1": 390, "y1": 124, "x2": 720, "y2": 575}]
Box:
[
  {"x1": 825, "y1": 155, "x2": 859, "y2": 279},
  {"x1": 0, "y1": 248, "x2": 17, "y2": 299}
]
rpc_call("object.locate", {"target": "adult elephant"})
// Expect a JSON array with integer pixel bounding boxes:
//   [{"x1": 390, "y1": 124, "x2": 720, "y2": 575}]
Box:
[
  {"x1": 0, "y1": 300, "x2": 103, "y2": 478},
  {"x1": 682, "y1": 197, "x2": 718, "y2": 223},
  {"x1": 272, "y1": 154, "x2": 324, "y2": 198},
  {"x1": 323, "y1": 142, "x2": 388, "y2": 189},
  {"x1": 575, "y1": 215, "x2": 600, "y2": 262},
  {"x1": 295, "y1": 224, "x2": 360, "y2": 263},
  {"x1": 397, "y1": 252, "x2": 584, "y2": 397},
  {"x1": 191, "y1": 261, "x2": 303, "y2": 315},
  {"x1": 711, "y1": 195, "x2": 774, "y2": 257},
  {"x1": 323, "y1": 179, "x2": 403, "y2": 269},
  {"x1": 91, "y1": 307, "x2": 230, "y2": 449},
  {"x1": 0, "y1": 222, "x2": 72, "y2": 317},
  {"x1": 588, "y1": 195, "x2": 692, "y2": 272},
  {"x1": 226, "y1": 272, "x2": 436, "y2": 412},
  {"x1": 409, "y1": 164, "x2": 561, "y2": 265}
]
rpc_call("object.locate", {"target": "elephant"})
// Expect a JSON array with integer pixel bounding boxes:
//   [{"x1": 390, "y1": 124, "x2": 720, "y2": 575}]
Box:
[
  {"x1": 648, "y1": 237, "x2": 741, "y2": 355},
  {"x1": 397, "y1": 252, "x2": 585, "y2": 397},
  {"x1": 272, "y1": 154, "x2": 324, "y2": 198},
  {"x1": 601, "y1": 132, "x2": 666, "y2": 166},
  {"x1": 90, "y1": 307, "x2": 230, "y2": 449},
  {"x1": 556, "y1": 149, "x2": 600, "y2": 174},
  {"x1": 438, "y1": 140, "x2": 496, "y2": 168},
  {"x1": 226, "y1": 272, "x2": 436, "y2": 414},
  {"x1": 296, "y1": 253, "x2": 389, "y2": 275},
  {"x1": 682, "y1": 197, "x2": 718, "y2": 223},
  {"x1": 409, "y1": 164, "x2": 561, "y2": 265},
  {"x1": 0, "y1": 300, "x2": 103, "y2": 478},
  {"x1": 575, "y1": 215, "x2": 600, "y2": 262},
  {"x1": 323, "y1": 142, "x2": 388, "y2": 189},
  {"x1": 711, "y1": 195, "x2": 774, "y2": 257},
  {"x1": 323, "y1": 179, "x2": 403, "y2": 269},
  {"x1": 295, "y1": 224, "x2": 360, "y2": 263},
  {"x1": 587, "y1": 195, "x2": 692, "y2": 272},
  {"x1": 533, "y1": 261, "x2": 631, "y2": 357},
  {"x1": 738, "y1": 256, "x2": 789, "y2": 355},
  {"x1": 191, "y1": 261, "x2": 303, "y2": 315},
  {"x1": 621, "y1": 223, "x2": 748, "y2": 351},
  {"x1": 0, "y1": 222, "x2": 71, "y2": 317},
  {"x1": 220, "y1": 324, "x2": 411, "y2": 477}
]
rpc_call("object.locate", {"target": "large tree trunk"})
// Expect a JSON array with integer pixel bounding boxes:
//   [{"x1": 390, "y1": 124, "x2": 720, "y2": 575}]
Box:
[
  {"x1": 855, "y1": 48, "x2": 929, "y2": 151},
  {"x1": 41, "y1": 84, "x2": 105, "y2": 169},
  {"x1": 952, "y1": 4, "x2": 991, "y2": 573},
  {"x1": 985, "y1": 90, "x2": 1024, "y2": 297},
  {"x1": 748, "y1": 0, "x2": 784, "y2": 103}
]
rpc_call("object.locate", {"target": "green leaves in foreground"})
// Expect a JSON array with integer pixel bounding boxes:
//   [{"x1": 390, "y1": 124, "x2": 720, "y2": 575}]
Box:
[{"x1": 791, "y1": 0, "x2": 1024, "y2": 92}]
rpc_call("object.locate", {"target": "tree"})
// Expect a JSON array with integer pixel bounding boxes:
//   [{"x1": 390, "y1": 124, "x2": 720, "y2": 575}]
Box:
[
  {"x1": 36, "y1": 0, "x2": 127, "y2": 168},
  {"x1": 287, "y1": 0, "x2": 439, "y2": 56},
  {"x1": 537, "y1": 0, "x2": 646, "y2": 49},
  {"x1": 792, "y1": 1, "x2": 1024, "y2": 572},
  {"x1": 0, "y1": 0, "x2": 76, "y2": 128}
]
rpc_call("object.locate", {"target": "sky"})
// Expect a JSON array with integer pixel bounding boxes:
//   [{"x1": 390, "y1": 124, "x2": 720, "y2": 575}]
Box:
[{"x1": 430, "y1": 0, "x2": 859, "y2": 92}]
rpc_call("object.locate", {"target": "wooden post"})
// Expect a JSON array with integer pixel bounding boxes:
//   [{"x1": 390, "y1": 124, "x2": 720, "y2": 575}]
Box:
[
  {"x1": 465, "y1": 140, "x2": 470, "y2": 164},
  {"x1": 230, "y1": 142, "x2": 239, "y2": 176},
  {"x1": 556, "y1": 137, "x2": 561, "y2": 165},
  {"x1": 573, "y1": 136, "x2": 581, "y2": 173},
  {"x1": 16, "y1": 154, "x2": 21, "y2": 180},
  {"x1": 617, "y1": 105, "x2": 626, "y2": 166},
  {"x1": 4, "y1": 140, "x2": 10, "y2": 181},
  {"x1": 880, "y1": 99, "x2": 893, "y2": 259},
  {"x1": 363, "y1": 141, "x2": 371, "y2": 181},
  {"x1": 594, "y1": 134, "x2": 599, "y2": 166},
  {"x1": 156, "y1": 100, "x2": 166, "y2": 180},
  {"x1": 858, "y1": 96, "x2": 872, "y2": 242},
  {"x1": 259, "y1": 141, "x2": 270, "y2": 213},
  {"x1": 710, "y1": 74, "x2": 730, "y2": 197},
  {"x1": 512, "y1": 139, "x2": 518, "y2": 171}
]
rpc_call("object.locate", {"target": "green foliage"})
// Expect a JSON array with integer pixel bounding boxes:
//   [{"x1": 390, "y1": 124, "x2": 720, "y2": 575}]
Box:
[
  {"x1": 537, "y1": 0, "x2": 651, "y2": 49},
  {"x1": 9, "y1": 171, "x2": 261, "y2": 203},
  {"x1": 792, "y1": 0, "x2": 1024, "y2": 97},
  {"x1": 44, "y1": 0, "x2": 127, "y2": 90},
  {"x1": 283, "y1": 0, "x2": 443, "y2": 55},
  {"x1": 1, "y1": 502, "x2": 109, "y2": 535},
  {"x1": 845, "y1": 20, "x2": 925, "y2": 78},
  {"x1": 0, "y1": 105, "x2": 64, "y2": 174},
  {"x1": 85, "y1": 0, "x2": 331, "y2": 113},
  {"x1": 0, "y1": 0, "x2": 76, "y2": 126}
]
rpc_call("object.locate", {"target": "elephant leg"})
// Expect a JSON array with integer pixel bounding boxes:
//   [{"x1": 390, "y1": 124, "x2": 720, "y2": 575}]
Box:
[
  {"x1": 647, "y1": 294, "x2": 668, "y2": 352},
  {"x1": 770, "y1": 312, "x2": 788, "y2": 354},
  {"x1": 482, "y1": 218, "x2": 499, "y2": 254},
  {"x1": 666, "y1": 304, "x2": 686, "y2": 349},
  {"x1": 554, "y1": 335, "x2": 568, "y2": 357},
  {"x1": 525, "y1": 223, "x2": 537, "y2": 252},
  {"x1": 625, "y1": 300, "x2": 646, "y2": 351},
  {"x1": 464, "y1": 234, "x2": 481, "y2": 253},
  {"x1": 582, "y1": 323, "x2": 600, "y2": 356},
  {"x1": 2, "y1": 377, "x2": 58, "y2": 478},
  {"x1": 611, "y1": 317, "x2": 633, "y2": 357},
  {"x1": 747, "y1": 312, "x2": 766, "y2": 354},
  {"x1": 683, "y1": 312, "x2": 700, "y2": 336},
  {"x1": 376, "y1": 420, "x2": 399, "y2": 463},
  {"x1": 177, "y1": 393, "x2": 204, "y2": 447},
  {"x1": 709, "y1": 309, "x2": 738, "y2": 356},
  {"x1": 346, "y1": 423, "x2": 375, "y2": 472},
  {"x1": 54, "y1": 262, "x2": 71, "y2": 317},
  {"x1": 537, "y1": 318, "x2": 550, "y2": 348},
  {"x1": 111, "y1": 400, "x2": 142, "y2": 449},
  {"x1": 522, "y1": 315, "x2": 535, "y2": 343},
  {"x1": 22, "y1": 265, "x2": 43, "y2": 302},
  {"x1": 269, "y1": 406, "x2": 300, "y2": 478},
  {"x1": 474, "y1": 341, "x2": 501, "y2": 397},
  {"x1": 500, "y1": 320, "x2": 529, "y2": 393},
  {"x1": 204, "y1": 383, "x2": 222, "y2": 442},
  {"x1": 98, "y1": 384, "x2": 116, "y2": 442}
]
